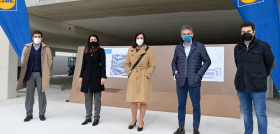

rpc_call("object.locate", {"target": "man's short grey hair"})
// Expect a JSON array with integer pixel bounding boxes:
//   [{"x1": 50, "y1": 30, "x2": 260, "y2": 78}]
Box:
[{"x1": 181, "y1": 25, "x2": 193, "y2": 34}]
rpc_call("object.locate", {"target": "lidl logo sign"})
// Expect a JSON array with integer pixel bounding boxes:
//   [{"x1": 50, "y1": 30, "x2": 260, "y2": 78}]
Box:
[
  {"x1": 0, "y1": 0, "x2": 17, "y2": 11},
  {"x1": 238, "y1": 0, "x2": 264, "y2": 7}
]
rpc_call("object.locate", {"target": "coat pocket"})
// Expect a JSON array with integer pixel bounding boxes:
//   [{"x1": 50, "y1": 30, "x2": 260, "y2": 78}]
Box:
[
  {"x1": 248, "y1": 50, "x2": 263, "y2": 62},
  {"x1": 234, "y1": 74, "x2": 240, "y2": 89},
  {"x1": 194, "y1": 73, "x2": 202, "y2": 86},
  {"x1": 175, "y1": 74, "x2": 184, "y2": 86},
  {"x1": 251, "y1": 73, "x2": 267, "y2": 90},
  {"x1": 175, "y1": 73, "x2": 179, "y2": 80}
]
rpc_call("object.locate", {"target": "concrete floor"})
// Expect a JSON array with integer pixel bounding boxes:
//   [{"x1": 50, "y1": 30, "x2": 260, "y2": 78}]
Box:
[
  {"x1": 49, "y1": 75, "x2": 73, "y2": 90},
  {"x1": 0, "y1": 76, "x2": 279, "y2": 134}
]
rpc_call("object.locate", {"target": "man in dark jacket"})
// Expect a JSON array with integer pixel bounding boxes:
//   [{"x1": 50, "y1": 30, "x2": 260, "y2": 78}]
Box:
[
  {"x1": 172, "y1": 25, "x2": 211, "y2": 134},
  {"x1": 234, "y1": 22, "x2": 274, "y2": 134}
]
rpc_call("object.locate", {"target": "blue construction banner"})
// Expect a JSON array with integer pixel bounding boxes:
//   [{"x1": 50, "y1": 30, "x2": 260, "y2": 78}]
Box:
[
  {"x1": 0, "y1": 0, "x2": 31, "y2": 59},
  {"x1": 232, "y1": 0, "x2": 280, "y2": 95}
]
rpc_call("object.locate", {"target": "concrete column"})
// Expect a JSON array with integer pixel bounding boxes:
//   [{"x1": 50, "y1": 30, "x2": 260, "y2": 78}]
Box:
[
  {"x1": 266, "y1": 76, "x2": 274, "y2": 99},
  {"x1": 0, "y1": 26, "x2": 17, "y2": 99}
]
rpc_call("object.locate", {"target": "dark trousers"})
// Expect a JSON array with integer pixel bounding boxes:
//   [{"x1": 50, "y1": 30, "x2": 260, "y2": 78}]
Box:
[{"x1": 176, "y1": 78, "x2": 201, "y2": 129}]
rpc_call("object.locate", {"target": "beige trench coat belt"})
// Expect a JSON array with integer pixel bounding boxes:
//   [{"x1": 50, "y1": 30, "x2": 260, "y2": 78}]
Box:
[{"x1": 133, "y1": 66, "x2": 149, "y2": 94}]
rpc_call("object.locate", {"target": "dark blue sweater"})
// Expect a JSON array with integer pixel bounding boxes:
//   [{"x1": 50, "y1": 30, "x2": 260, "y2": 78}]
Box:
[{"x1": 25, "y1": 45, "x2": 42, "y2": 80}]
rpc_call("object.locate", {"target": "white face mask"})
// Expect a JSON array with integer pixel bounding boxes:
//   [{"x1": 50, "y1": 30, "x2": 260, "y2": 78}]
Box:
[
  {"x1": 136, "y1": 39, "x2": 144, "y2": 46},
  {"x1": 33, "y1": 38, "x2": 41, "y2": 44}
]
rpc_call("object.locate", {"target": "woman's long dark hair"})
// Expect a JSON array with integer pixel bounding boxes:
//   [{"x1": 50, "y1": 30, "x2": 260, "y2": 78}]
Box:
[
  {"x1": 84, "y1": 34, "x2": 100, "y2": 54},
  {"x1": 131, "y1": 32, "x2": 147, "y2": 48}
]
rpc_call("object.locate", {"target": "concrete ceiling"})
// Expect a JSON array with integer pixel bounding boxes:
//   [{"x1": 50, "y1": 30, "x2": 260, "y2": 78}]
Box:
[
  {"x1": 41, "y1": 32, "x2": 86, "y2": 50},
  {"x1": 27, "y1": 0, "x2": 235, "y2": 21},
  {"x1": 65, "y1": 10, "x2": 243, "y2": 45},
  {"x1": 27, "y1": 0, "x2": 244, "y2": 46}
]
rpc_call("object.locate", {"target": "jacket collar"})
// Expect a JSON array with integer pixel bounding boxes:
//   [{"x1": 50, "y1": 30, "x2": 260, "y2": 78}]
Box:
[
  {"x1": 26, "y1": 42, "x2": 47, "y2": 48},
  {"x1": 130, "y1": 44, "x2": 148, "y2": 56},
  {"x1": 238, "y1": 36, "x2": 257, "y2": 52},
  {"x1": 178, "y1": 39, "x2": 197, "y2": 57},
  {"x1": 179, "y1": 39, "x2": 197, "y2": 48}
]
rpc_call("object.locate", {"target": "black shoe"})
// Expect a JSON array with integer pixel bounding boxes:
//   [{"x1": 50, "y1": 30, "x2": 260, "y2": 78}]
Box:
[
  {"x1": 24, "y1": 115, "x2": 33, "y2": 122},
  {"x1": 92, "y1": 119, "x2": 99, "y2": 126},
  {"x1": 194, "y1": 129, "x2": 200, "y2": 134},
  {"x1": 174, "y1": 128, "x2": 185, "y2": 134},
  {"x1": 39, "y1": 115, "x2": 46, "y2": 121},
  {"x1": 128, "y1": 120, "x2": 137, "y2": 129},
  {"x1": 81, "y1": 119, "x2": 92, "y2": 125},
  {"x1": 137, "y1": 122, "x2": 144, "y2": 132}
]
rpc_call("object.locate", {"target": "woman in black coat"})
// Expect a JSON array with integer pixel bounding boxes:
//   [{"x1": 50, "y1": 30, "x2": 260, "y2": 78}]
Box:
[{"x1": 79, "y1": 34, "x2": 107, "y2": 126}]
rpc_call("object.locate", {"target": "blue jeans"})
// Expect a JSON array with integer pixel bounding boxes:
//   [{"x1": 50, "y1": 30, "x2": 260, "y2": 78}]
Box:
[
  {"x1": 237, "y1": 89, "x2": 267, "y2": 134},
  {"x1": 176, "y1": 78, "x2": 201, "y2": 129}
]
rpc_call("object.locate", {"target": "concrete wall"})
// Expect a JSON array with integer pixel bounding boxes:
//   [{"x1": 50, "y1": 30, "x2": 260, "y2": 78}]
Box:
[{"x1": 0, "y1": 27, "x2": 17, "y2": 99}]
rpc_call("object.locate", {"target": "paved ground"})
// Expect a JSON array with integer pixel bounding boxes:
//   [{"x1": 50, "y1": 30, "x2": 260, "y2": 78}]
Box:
[{"x1": 0, "y1": 75, "x2": 279, "y2": 134}]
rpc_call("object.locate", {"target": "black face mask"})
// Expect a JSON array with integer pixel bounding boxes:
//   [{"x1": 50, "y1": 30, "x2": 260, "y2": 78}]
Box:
[
  {"x1": 241, "y1": 33, "x2": 253, "y2": 41},
  {"x1": 89, "y1": 41, "x2": 99, "y2": 48}
]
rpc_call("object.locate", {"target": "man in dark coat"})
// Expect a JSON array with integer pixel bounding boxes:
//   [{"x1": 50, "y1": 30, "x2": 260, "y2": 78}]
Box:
[
  {"x1": 172, "y1": 25, "x2": 211, "y2": 134},
  {"x1": 234, "y1": 22, "x2": 274, "y2": 134}
]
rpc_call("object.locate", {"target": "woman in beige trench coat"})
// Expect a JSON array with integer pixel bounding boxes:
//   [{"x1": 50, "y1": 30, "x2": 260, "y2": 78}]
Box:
[{"x1": 124, "y1": 32, "x2": 155, "y2": 131}]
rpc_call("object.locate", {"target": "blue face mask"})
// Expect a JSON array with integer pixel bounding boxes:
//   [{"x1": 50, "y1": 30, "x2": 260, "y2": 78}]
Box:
[{"x1": 182, "y1": 36, "x2": 192, "y2": 43}]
